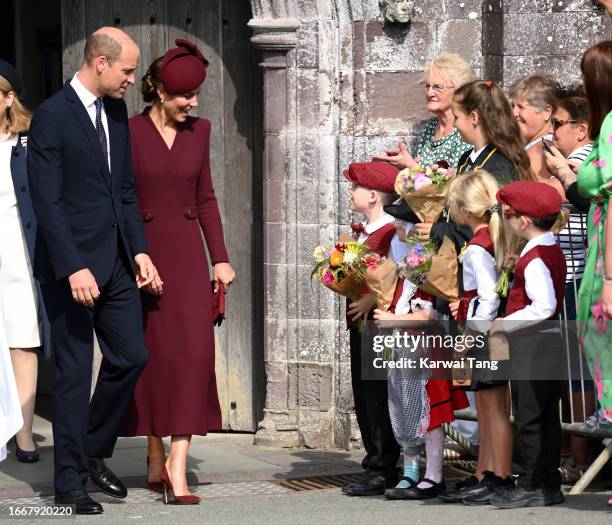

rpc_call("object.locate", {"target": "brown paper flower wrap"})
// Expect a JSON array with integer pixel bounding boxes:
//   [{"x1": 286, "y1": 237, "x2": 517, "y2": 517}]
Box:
[
  {"x1": 419, "y1": 236, "x2": 459, "y2": 302},
  {"x1": 394, "y1": 164, "x2": 458, "y2": 223},
  {"x1": 359, "y1": 258, "x2": 399, "y2": 310}
]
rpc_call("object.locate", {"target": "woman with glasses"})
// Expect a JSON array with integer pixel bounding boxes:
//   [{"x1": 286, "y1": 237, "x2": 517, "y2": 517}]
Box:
[
  {"x1": 372, "y1": 52, "x2": 474, "y2": 170},
  {"x1": 543, "y1": 94, "x2": 596, "y2": 484}
]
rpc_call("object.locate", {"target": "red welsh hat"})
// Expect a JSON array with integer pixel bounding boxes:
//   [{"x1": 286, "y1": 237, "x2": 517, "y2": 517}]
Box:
[
  {"x1": 343, "y1": 162, "x2": 399, "y2": 193},
  {"x1": 161, "y1": 39, "x2": 209, "y2": 95},
  {"x1": 496, "y1": 181, "x2": 562, "y2": 217}
]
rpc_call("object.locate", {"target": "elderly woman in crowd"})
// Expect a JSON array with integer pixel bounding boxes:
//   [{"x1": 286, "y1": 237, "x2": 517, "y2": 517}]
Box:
[
  {"x1": 508, "y1": 74, "x2": 565, "y2": 194},
  {"x1": 373, "y1": 52, "x2": 474, "y2": 169}
]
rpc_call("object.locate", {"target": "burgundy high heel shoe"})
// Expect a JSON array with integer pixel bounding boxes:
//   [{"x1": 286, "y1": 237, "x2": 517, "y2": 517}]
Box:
[
  {"x1": 146, "y1": 457, "x2": 164, "y2": 493},
  {"x1": 160, "y1": 466, "x2": 200, "y2": 505}
]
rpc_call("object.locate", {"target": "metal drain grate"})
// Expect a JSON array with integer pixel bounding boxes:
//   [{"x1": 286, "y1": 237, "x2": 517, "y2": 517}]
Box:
[
  {"x1": 269, "y1": 463, "x2": 476, "y2": 493},
  {"x1": 270, "y1": 473, "x2": 363, "y2": 491}
]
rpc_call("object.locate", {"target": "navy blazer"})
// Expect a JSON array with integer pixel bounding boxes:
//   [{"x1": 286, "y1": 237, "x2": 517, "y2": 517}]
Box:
[
  {"x1": 27, "y1": 81, "x2": 148, "y2": 285},
  {"x1": 9, "y1": 134, "x2": 52, "y2": 358}
]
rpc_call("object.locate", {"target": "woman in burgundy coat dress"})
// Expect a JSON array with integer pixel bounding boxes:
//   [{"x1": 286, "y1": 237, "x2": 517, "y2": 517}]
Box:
[{"x1": 122, "y1": 40, "x2": 235, "y2": 504}]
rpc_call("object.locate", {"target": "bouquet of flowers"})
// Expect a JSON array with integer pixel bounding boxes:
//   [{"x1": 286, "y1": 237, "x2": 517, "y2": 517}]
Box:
[
  {"x1": 312, "y1": 235, "x2": 398, "y2": 310},
  {"x1": 394, "y1": 161, "x2": 457, "y2": 223},
  {"x1": 398, "y1": 236, "x2": 438, "y2": 286},
  {"x1": 399, "y1": 235, "x2": 460, "y2": 302}
]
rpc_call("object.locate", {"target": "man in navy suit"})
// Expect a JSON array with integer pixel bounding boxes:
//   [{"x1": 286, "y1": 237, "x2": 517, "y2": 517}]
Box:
[{"x1": 27, "y1": 27, "x2": 162, "y2": 515}]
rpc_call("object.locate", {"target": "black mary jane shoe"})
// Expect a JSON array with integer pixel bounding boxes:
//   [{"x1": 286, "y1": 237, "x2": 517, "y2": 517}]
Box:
[
  {"x1": 15, "y1": 441, "x2": 39, "y2": 463},
  {"x1": 86, "y1": 457, "x2": 127, "y2": 499},
  {"x1": 384, "y1": 477, "x2": 418, "y2": 500},
  {"x1": 401, "y1": 478, "x2": 446, "y2": 500}
]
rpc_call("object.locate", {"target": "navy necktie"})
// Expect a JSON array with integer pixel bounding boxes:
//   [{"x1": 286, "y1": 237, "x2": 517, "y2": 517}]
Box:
[{"x1": 94, "y1": 98, "x2": 111, "y2": 185}]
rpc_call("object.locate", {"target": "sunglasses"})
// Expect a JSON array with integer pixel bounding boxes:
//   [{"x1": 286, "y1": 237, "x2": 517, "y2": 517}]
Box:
[{"x1": 551, "y1": 118, "x2": 578, "y2": 131}]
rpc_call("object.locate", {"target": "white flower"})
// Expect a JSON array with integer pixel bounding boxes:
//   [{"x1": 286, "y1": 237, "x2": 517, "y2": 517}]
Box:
[
  {"x1": 313, "y1": 246, "x2": 327, "y2": 262},
  {"x1": 343, "y1": 251, "x2": 358, "y2": 264}
]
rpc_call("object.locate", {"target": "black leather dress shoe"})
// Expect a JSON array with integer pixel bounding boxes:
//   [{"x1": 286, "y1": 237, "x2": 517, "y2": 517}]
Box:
[
  {"x1": 55, "y1": 490, "x2": 103, "y2": 515},
  {"x1": 491, "y1": 486, "x2": 565, "y2": 509},
  {"x1": 400, "y1": 478, "x2": 446, "y2": 500},
  {"x1": 86, "y1": 457, "x2": 127, "y2": 499},
  {"x1": 15, "y1": 443, "x2": 39, "y2": 463},
  {"x1": 343, "y1": 471, "x2": 396, "y2": 496}
]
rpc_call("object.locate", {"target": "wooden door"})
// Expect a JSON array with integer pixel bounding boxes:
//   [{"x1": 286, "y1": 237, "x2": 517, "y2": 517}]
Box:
[{"x1": 61, "y1": 0, "x2": 264, "y2": 431}]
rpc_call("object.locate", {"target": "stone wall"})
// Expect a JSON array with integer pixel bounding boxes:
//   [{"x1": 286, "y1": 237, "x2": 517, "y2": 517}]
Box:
[{"x1": 251, "y1": 0, "x2": 611, "y2": 449}]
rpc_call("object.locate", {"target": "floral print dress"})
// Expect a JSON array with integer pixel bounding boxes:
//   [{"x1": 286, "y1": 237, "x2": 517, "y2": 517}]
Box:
[
  {"x1": 577, "y1": 111, "x2": 612, "y2": 422},
  {"x1": 416, "y1": 117, "x2": 471, "y2": 169}
]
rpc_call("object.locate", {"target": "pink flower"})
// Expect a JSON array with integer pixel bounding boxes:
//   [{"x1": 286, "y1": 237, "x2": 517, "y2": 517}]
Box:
[
  {"x1": 603, "y1": 408, "x2": 612, "y2": 422},
  {"x1": 592, "y1": 159, "x2": 607, "y2": 168},
  {"x1": 592, "y1": 300, "x2": 608, "y2": 334},
  {"x1": 322, "y1": 272, "x2": 334, "y2": 285},
  {"x1": 608, "y1": 133, "x2": 612, "y2": 145},
  {"x1": 593, "y1": 360, "x2": 603, "y2": 399},
  {"x1": 596, "y1": 259, "x2": 603, "y2": 275},
  {"x1": 414, "y1": 176, "x2": 432, "y2": 191},
  {"x1": 406, "y1": 253, "x2": 420, "y2": 267}
]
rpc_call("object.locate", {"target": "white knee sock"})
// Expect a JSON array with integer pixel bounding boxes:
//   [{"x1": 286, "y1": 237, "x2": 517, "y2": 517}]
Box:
[{"x1": 418, "y1": 426, "x2": 444, "y2": 488}]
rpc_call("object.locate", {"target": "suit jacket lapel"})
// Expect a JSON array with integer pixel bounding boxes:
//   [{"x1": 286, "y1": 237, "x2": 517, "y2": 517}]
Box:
[{"x1": 64, "y1": 82, "x2": 112, "y2": 188}]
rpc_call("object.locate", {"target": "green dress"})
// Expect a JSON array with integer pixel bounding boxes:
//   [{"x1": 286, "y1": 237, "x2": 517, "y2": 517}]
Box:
[
  {"x1": 416, "y1": 117, "x2": 471, "y2": 168},
  {"x1": 577, "y1": 111, "x2": 612, "y2": 422}
]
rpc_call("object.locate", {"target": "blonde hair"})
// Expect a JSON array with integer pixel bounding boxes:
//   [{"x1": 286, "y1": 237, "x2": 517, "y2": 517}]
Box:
[
  {"x1": 424, "y1": 52, "x2": 475, "y2": 89},
  {"x1": 0, "y1": 75, "x2": 30, "y2": 134},
  {"x1": 508, "y1": 74, "x2": 560, "y2": 112},
  {"x1": 448, "y1": 170, "x2": 506, "y2": 270}
]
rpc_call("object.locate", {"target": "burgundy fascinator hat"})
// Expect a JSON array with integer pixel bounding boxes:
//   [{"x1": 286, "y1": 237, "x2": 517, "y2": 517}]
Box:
[{"x1": 161, "y1": 38, "x2": 209, "y2": 95}]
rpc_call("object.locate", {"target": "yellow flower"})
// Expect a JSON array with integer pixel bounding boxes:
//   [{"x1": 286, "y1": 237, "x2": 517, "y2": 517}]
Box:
[{"x1": 329, "y1": 250, "x2": 344, "y2": 267}]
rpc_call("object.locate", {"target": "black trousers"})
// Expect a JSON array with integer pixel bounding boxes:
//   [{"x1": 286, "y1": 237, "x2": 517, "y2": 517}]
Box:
[
  {"x1": 510, "y1": 332, "x2": 562, "y2": 491},
  {"x1": 42, "y1": 249, "x2": 148, "y2": 494},
  {"x1": 349, "y1": 328, "x2": 400, "y2": 474}
]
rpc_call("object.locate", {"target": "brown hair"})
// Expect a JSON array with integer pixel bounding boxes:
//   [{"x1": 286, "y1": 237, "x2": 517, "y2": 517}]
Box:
[
  {"x1": 453, "y1": 80, "x2": 533, "y2": 181},
  {"x1": 141, "y1": 56, "x2": 164, "y2": 103},
  {"x1": 557, "y1": 95, "x2": 591, "y2": 126},
  {"x1": 581, "y1": 40, "x2": 612, "y2": 140},
  {"x1": 0, "y1": 75, "x2": 30, "y2": 134},
  {"x1": 84, "y1": 32, "x2": 123, "y2": 66},
  {"x1": 508, "y1": 75, "x2": 561, "y2": 112}
]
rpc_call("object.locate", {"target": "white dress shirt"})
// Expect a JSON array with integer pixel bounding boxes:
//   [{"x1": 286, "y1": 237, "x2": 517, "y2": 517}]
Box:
[
  {"x1": 357, "y1": 212, "x2": 395, "y2": 244},
  {"x1": 504, "y1": 232, "x2": 558, "y2": 332},
  {"x1": 70, "y1": 73, "x2": 111, "y2": 171},
  {"x1": 469, "y1": 144, "x2": 489, "y2": 164},
  {"x1": 463, "y1": 243, "x2": 500, "y2": 332}
]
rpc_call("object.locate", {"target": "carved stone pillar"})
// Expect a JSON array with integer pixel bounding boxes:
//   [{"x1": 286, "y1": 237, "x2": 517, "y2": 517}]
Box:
[{"x1": 248, "y1": 18, "x2": 305, "y2": 447}]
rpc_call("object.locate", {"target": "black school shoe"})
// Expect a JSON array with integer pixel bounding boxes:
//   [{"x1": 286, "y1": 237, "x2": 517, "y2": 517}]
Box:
[
  {"x1": 55, "y1": 490, "x2": 103, "y2": 515},
  {"x1": 438, "y1": 473, "x2": 488, "y2": 502},
  {"x1": 384, "y1": 477, "x2": 418, "y2": 500},
  {"x1": 396, "y1": 478, "x2": 446, "y2": 500},
  {"x1": 462, "y1": 475, "x2": 515, "y2": 505},
  {"x1": 490, "y1": 486, "x2": 565, "y2": 509},
  {"x1": 342, "y1": 470, "x2": 398, "y2": 496}
]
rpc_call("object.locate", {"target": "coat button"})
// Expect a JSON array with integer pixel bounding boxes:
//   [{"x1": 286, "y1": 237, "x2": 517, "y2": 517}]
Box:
[
  {"x1": 21, "y1": 186, "x2": 26, "y2": 192},
  {"x1": 26, "y1": 222, "x2": 32, "y2": 229},
  {"x1": 112, "y1": 222, "x2": 117, "y2": 228}
]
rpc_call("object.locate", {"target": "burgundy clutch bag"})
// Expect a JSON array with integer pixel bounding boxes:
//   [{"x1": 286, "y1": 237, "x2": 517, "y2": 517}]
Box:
[{"x1": 212, "y1": 281, "x2": 225, "y2": 326}]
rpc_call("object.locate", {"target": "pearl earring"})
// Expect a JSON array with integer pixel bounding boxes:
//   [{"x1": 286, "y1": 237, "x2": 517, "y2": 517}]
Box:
[{"x1": 161, "y1": 97, "x2": 165, "y2": 104}]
